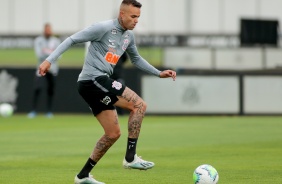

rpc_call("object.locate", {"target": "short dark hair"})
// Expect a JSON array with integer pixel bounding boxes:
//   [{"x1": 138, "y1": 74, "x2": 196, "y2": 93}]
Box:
[
  {"x1": 121, "y1": 0, "x2": 142, "y2": 8},
  {"x1": 44, "y1": 23, "x2": 51, "y2": 28}
]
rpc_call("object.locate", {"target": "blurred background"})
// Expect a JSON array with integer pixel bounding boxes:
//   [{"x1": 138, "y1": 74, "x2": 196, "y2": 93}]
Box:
[{"x1": 1, "y1": 0, "x2": 282, "y2": 115}]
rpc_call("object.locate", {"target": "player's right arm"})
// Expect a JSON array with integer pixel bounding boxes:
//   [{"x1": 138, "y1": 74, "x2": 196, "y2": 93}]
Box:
[
  {"x1": 39, "y1": 60, "x2": 51, "y2": 76},
  {"x1": 38, "y1": 23, "x2": 106, "y2": 76}
]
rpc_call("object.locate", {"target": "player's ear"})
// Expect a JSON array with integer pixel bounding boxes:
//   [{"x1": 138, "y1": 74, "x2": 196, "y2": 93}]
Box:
[{"x1": 119, "y1": 10, "x2": 125, "y2": 18}]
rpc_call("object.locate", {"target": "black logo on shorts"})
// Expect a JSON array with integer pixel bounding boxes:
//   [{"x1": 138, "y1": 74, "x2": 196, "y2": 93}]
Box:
[{"x1": 101, "y1": 96, "x2": 111, "y2": 105}]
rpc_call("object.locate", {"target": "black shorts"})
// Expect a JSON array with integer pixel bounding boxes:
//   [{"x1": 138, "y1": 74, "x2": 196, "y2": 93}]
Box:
[{"x1": 77, "y1": 75, "x2": 126, "y2": 116}]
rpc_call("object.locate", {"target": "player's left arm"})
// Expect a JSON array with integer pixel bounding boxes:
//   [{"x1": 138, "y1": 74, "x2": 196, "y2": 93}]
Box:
[
  {"x1": 126, "y1": 34, "x2": 176, "y2": 81},
  {"x1": 159, "y1": 70, "x2": 176, "y2": 81}
]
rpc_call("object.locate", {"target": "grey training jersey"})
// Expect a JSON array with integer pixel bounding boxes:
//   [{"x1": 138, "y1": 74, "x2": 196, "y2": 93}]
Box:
[
  {"x1": 46, "y1": 19, "x2": 161, "y2": 81},
  {"x1": 34, "y1": 36, "x2": 61, "y2": 75}
]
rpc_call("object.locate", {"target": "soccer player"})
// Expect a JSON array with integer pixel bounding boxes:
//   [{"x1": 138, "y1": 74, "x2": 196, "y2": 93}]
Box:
[
  {"x1": 38, "y1": 0, "x2": 176, "y2": 183},
  {"x1": 28, "y1": 23, "x2": 61, "y2": 118}
]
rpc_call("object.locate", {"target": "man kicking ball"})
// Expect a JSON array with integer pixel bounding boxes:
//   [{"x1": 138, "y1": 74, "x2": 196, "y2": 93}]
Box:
[{"x1": 38, "y1": 0, "x2": 176, "y2": 183}]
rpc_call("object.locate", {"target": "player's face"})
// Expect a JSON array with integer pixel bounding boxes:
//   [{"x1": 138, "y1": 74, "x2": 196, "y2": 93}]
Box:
[
  {"x1": 121, "y1": 5, "x2": 140, "y2": 30},
  {"x1": 44, "y1": 25, "x2": 52, "y2": 38}
]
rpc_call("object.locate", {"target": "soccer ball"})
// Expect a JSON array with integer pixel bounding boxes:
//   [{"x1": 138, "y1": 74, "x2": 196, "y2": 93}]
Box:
[
  {"x1": 193, "y1": 164, "x2": 219, "y2": 184},
  {"x1": 0, "y1": 103, "x2": 14, "y2": 117}
]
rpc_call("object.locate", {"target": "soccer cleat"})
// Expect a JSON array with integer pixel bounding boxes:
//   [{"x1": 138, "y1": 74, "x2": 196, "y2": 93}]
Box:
[
  {"x1": 27, "y1": 111, "x2": 36, "y2": 118},
  {"x1": 123, "y1": 154, "x2": 155, "y2": 170},
  {"x1": 46, "y1": 112, "x2": 54, "y2": 118},
  {"x1": 74, "y1": 174, "x2": 105, "y2": 184}
]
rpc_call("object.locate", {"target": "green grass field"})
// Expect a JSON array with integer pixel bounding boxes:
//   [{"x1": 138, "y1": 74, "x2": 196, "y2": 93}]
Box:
[
  {"x1": 1, "y1": 115, "x2": 282, "y2": 183},
  {"x1": 0, "y1": 47, "x2": 162, "y2": 67}
]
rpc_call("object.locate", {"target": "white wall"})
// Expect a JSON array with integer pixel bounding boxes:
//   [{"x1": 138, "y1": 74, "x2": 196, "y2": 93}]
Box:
[
  {"x1": 222, "y1": 0, "x2": 258, "y2": 33},
  {"x1": 190, "y1": 0, "x2": 222, "y2": 33},
  {"x1": 244, "y1": 76, "x2": 282, "y2": 114},
  {"x1": 0, "y1": 0, "x2": 10, "y2": 33},
  {"x1": 0, "y1": 0, "x2": 282, "y2": 35},
  {"x1": 164, "y1": 47, "x2": 282, "y2": 70},
  {"x1": 142, "y1": 76, "x2": 240, "y2": 114}
]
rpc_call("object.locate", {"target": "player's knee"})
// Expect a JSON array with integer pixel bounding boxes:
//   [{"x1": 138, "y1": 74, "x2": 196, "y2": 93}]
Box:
[
  {"x1": 143, "y1": 101, "x2": 147, "y2": 110},
  {"x1": 107, "y1": 129, "x2": 121, "y2": 140},
  {"x1": 141, "y1": 101, "x2": 147, "y2": 112}
]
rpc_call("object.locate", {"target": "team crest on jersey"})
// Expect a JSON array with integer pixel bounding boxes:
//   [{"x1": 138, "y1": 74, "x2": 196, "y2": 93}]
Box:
[
  {"x1": 111, "y1": 29, "x2": 117, "y2": 34},
  {"x1": 112, "y1": 81, "x2": 122, "y2": 90},
  {"x1": 122, "y1": 39, "x2": 129, "y2": 51},
  {"x1": 101, "y1": 96, "x2": 111, "y2": 105}
]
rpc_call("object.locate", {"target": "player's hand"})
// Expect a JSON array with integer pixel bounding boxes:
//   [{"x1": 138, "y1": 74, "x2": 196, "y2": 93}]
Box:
[
  {"x1": 39, "y1": 60, "x2": 51, "y2": 76},
  {"x1": 159, "y1": 70, "x2": 177, "y2": 81}
]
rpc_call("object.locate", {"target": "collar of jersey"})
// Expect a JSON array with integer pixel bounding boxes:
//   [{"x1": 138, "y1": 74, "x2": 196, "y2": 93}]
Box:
[{"x1": 113, "y1": 18, "x2": 126, "y2": 32}]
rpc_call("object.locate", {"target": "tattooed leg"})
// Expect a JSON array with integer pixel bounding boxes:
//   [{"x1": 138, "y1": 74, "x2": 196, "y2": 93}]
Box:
[
  {"x1": 116, "y1": 87, "x2": 147, "y2": 138},
  {"x1": 127, "y1": 100, "x2": 145, "y2": 138},
  {"x1": 91, "y1": 134, "x2": 118, "y2": 162},
  {"x1": 114, "y1": 87, "x2": 148, "y2": 162},
  {"x1": 91, "y1": 110, "x2": 121, "y2": 162},
  {"x1": 76, "y1": 109, "x2": 120, "y2": 179}
]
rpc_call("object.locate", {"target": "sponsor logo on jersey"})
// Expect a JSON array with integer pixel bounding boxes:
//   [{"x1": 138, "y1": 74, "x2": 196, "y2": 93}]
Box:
[
  {"x1": 105, "y1": 52, "x2": 120, "y2": 65},
  {"x1": 101, "y1": 96, "x2": 111, "y2": 105},
  {"x1": 112, "y1": 81, "x2": 122, "y2": 90}
]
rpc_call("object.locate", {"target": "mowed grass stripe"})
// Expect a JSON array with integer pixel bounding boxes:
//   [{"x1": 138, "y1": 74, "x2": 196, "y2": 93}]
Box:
[
  {"x1": 0, "y1": 47, "x2": 162, "y2": 67},
  {"x1": 0, "y1": 115, "x2": 282, "y2": 183}
]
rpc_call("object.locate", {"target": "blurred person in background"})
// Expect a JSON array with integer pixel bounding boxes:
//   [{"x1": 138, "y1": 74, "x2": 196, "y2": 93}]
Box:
[
  {"x1": 38, "y1": 0, "x2": 176, "y2": 183},
  {"x1": 27, "y1": 23, "x2": 61, "y2": 118}
]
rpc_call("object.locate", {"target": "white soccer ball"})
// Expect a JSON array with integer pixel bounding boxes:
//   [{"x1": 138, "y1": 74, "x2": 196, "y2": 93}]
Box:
[
  {"x1": 193, "y1": 164, "x2": 219, "y2": 184},
  {"x1": 0, "y1": 103, "x2": 14, "y2": 117}
]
